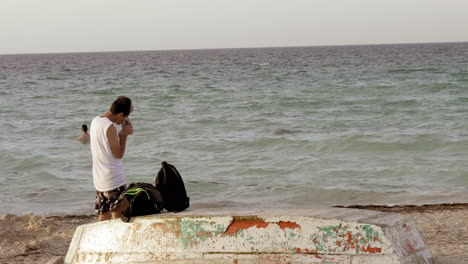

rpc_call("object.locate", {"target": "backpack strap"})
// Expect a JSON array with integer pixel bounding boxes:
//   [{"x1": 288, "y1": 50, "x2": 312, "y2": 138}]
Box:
[
  {"x1": 169, "y1": 165, "x2": 183, "y2": 182},
  {"x1": 161, "y1": 161, "x2": 183, "y2": 182},
  {"x1": 161, "y1": 161, "x2": 168, "y2": 184},
  {"x1": 124, "y1": 188, "x2": 150, "y2": 199},
  {"x1": 121, "y1": 200, "x2": 132, "y2": 223}
]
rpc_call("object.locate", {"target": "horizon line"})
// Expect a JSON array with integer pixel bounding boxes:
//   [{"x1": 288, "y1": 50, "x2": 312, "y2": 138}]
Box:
[{"x1": 1, "y1": 41, "x2": 467, "y2": 56}]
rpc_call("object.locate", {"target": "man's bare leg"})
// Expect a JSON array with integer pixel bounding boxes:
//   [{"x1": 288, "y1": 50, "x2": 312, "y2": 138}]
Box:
[
  {"x1": 111, "y1": 203, "x2": 123, "y2": 219},
  {"x1": 98, "y1": 211, "x2": 111, "y2": 221}
]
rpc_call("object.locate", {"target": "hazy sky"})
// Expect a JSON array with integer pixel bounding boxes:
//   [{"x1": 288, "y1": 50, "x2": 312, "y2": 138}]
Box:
[{"x1": 1, "y1": 0, "x2": 468, "y2": 54}]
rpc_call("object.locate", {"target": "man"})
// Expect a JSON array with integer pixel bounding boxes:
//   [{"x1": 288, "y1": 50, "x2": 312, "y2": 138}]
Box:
[
  {"x1": 78, "y1": 124, "x2": 90, "y2": 144},
  {"x1": 90, "y1": 96, "x2": 134, "y2": 221}
]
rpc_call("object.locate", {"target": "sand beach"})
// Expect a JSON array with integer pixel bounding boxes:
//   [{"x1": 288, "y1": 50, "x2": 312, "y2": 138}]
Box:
[{"x1": 0, "y1": 203, "x2": 466, "y2": 264}]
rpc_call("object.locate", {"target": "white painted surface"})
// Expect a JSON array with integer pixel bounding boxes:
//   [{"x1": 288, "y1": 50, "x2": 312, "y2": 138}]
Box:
[{"x1": 65, "y1": 207, "x2": 433, "y2": 264}]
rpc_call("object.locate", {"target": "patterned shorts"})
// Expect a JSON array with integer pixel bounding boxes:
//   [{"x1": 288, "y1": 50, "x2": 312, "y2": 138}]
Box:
[{"x1": 95, "y1": 185, "x2": 127, "y2": 215}]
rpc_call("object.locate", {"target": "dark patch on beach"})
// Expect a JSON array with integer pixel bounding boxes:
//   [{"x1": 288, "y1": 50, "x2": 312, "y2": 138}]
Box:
[
  {"x1": 44, "y1": 214, "x2": 95, "y2": 221},
  {"x1": 334, "y1": 203, "x2": 468, "y2": 213}
]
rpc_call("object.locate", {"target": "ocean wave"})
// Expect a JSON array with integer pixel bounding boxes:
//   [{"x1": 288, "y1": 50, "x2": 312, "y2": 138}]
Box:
[
  {"x1": 190, "y1": 183, "x2": 468, "y2": 209},
  {"x1": 310, "y1": 134, "x2": 465, "y2": 153},
  {"x1": 9, "y1": 158, "x2": 48, "y2": 172},
  {"x1": 387, "y1": 68, "x2": 442, "y2": 74},
  {"x1": 90, "y1": 89, "x2": 113, "y2": 95},
  {"x1": 45, "y1": 76, "x2": 62, "y2": 80}
]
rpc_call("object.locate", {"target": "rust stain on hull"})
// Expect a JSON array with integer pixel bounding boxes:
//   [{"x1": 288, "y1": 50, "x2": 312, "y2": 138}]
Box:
[
  {"x1": 151, "y1": 223, "x2": 169, "y2": 233},
  {"x1": 362, "y1": 245, "x2": 383, "y2": 254},
  {"x1": 276, "y1": 221, "x2": 301, "y2": 230},
  {"x1": 225, "y1": 218, "x2": 269, "y2": 234}
]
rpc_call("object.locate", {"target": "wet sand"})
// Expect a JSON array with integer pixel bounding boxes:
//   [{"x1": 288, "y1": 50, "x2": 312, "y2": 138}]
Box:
[{"x1": 1, "y1": 204, "x2": 467, "y2": 264}]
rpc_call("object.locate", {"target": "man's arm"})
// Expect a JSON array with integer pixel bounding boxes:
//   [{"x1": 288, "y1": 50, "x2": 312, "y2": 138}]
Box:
[{"x1": 107, "y1": 125, "x2": 128, "y2": 159}]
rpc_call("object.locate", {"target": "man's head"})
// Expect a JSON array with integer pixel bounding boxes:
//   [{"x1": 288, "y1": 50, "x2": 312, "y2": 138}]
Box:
[
  {"x1": 82, "y1": 124, "x2": 88, "y2": 133},
  {"x1": 110, "y1": 96, "x2": 133, "y2": 124}
]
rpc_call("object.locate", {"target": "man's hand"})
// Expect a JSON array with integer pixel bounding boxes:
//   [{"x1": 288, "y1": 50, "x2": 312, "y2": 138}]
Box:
[{"x1": 122, "y1": 119, "x2": 134, "y2": 135}]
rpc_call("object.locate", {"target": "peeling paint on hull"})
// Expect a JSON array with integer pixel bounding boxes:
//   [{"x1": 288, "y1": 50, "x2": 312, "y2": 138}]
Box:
[{"x1": 65, "y1": 208, "x2": 433, "y2": 264}]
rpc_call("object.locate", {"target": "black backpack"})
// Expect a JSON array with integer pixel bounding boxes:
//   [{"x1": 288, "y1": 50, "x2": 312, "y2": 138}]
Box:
[
  {"x1": 120, "y1": 182, "x2": 164, "y2": 222},
  {"x1": 155, "y1": 161, "x2": 190, "y2": 212}
]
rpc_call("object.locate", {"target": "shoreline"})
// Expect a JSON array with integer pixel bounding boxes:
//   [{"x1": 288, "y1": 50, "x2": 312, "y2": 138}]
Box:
[
  {"x1": 335, "y1": 202, "x2": 468, "y2": 212},
  {"x1": 1, "y1": 203, "x2": 467, "y2": 264}
]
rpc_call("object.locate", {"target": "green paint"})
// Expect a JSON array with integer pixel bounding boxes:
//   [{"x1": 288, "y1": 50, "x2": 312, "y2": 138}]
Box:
[
  {"x1": 363, "y1": 225, "x2": 379, "y2": 237},
  {"x1": 309, "y1": 224, "x2": 381, "y2": 253},
  {"x1": 357, "y1": 225, "x2": 380, "y2": 244},
  {"x1": 319, "y1": 225, "x2": 344, "y2": 237},
  {"x1": 180, "y1": 219, "x2": 227, "y2": 248},
  {"x1": 246, "y1": 235, "x2": 256, "y2": 245}
]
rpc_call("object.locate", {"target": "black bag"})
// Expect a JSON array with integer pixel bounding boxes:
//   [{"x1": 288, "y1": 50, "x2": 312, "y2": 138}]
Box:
[
  {"x1": 120, "y1": 182, "x2": 164, "y2": 222},
  {"x1": 155, "y1": 161, "x2": 190, "y2": 212}
]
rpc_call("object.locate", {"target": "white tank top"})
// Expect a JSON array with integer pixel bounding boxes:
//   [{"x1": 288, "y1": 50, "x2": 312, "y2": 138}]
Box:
[{"x1": 90, "y1": 116, "x2": 126, "y2": 191}]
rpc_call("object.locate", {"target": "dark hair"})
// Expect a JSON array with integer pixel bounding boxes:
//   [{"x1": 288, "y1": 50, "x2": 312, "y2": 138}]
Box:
[
  {"x1": 110, "y1": 96, "x2": 132, "y2": 116},
  {"x1": 82, "y1": 124, "x2": 88, "y2": 132}
]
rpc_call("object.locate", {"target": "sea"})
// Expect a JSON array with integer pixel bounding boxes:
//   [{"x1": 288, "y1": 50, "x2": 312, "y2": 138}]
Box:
[{"x1": 1, "y1": 43, "x2": 467, "y2": 216}]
